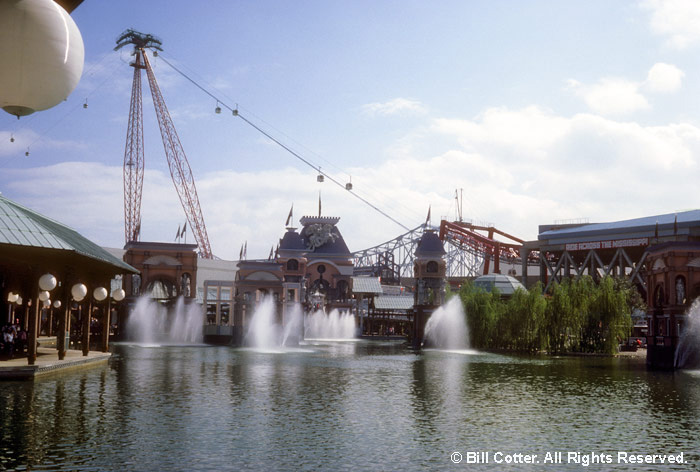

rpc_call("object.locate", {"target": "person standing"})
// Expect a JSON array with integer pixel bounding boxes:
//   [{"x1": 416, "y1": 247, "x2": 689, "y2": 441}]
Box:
[{"x1": 4, "y1": 326, "x2": 14, "y2": 358}]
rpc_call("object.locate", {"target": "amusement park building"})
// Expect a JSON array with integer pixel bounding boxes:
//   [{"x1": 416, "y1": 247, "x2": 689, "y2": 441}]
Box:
[
  {"x1": 201, "y1": 215, "x2": 355, "y2": 344},
  {"x1": 530, "y1": 209, "x2": 700, "y2": 369}
]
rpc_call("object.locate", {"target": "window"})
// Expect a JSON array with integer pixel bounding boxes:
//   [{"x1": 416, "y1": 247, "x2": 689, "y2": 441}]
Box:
[
  {"x1": 654, "y1": 284, "x2": 665, "y2": 307},
  {"x1": 337, "y1": 280, "x2": 349, "y2": 301},
  {"x1": 220, "y1": 303, "x2": 230, "y2": 325},
  {"x1": 206, "y1": 304, "x2": 217, "y2": 325},
  {"x1": 132, "y1": 274, "x2": 141, "y2": 296},
  {"x1": 180, "y1": 273, "x2": 192, "y2": 297},
  {"x1": 220, "y1": 287, "x2": 231, "y2": 301},
  {"x1": 206, "y1": 286, "x2": 218, "y2": 301},
  {"x1": 286, "y1": 259, "x2": 299, "y2": 271},
  {"x1": 426, "y1": 261, "x2": 438, "y2": 273},
  {"x1": 675, "y1": 276, "x2": 687, "y2": 305}
]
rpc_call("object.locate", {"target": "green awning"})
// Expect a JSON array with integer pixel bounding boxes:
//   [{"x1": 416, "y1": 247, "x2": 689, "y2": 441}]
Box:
[{"x1": 0, "y1": 194, "x2": 137, "y2": 274}]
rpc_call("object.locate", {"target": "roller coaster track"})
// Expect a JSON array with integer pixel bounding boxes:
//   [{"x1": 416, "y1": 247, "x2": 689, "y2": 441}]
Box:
[{"x1": 352, "y1": 219, "x2": 539, "y2": 282}]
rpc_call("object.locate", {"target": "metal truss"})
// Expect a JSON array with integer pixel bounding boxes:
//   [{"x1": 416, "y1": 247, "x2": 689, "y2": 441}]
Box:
[
  {"x1": 540, "y1": 248, "x2": 648, "y2": 292},
  {"x1": 121, "y1": 51, "x2": 145, "y2": 243},
  {"x1": 352, "y1": 224, "x2": 426, "y2": 281},
  {"x1": 444, "y1": 241, "x2": 484, "y2": 278},
  {"x1": 352, "y1": 221, "x2": 520, "y2": 282}
]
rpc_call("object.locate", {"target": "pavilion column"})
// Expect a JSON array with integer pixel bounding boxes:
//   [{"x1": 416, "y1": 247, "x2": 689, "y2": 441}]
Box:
[
  {"x1": 57, "y1": 283, "x2": 72, "y2": 360},
  {"x1": 27, "y1": 296, "x2": 40, "y2": 365},
  {"x1": 57, "y1": 304, "x2": 67, "y2": 360},
  {"x1": 82, "y1": 300, "x2": 92, "y2": 356},
  {"x1": 47, "y1": 306, "x2": 53, "y2": 337},
  {"x1": 101, "y1": 294, "x2": 112, "y2": 353}
]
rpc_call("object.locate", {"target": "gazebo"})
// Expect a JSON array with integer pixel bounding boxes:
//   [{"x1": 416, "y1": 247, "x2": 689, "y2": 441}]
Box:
[{"x1": 0, "y1": 194, "x2": 138, "y2": 364}]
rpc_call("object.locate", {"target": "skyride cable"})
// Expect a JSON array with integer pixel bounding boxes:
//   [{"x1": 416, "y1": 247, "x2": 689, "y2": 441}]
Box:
[
  {"x1": 157, "y1": 54, "x2": 411, "y2": 232},
  {"x1": 0, "y1": 52, "x2": 121, "y2": 167}
]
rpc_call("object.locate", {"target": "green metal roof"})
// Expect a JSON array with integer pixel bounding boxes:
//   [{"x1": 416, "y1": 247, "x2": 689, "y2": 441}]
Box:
[
  {"x1": 374, "y1": 295, "x2": 414, "y2": 311},
  {"x1": 352, "y1": 276, "x2": 383, "y2": 294},
  {"x1": 0, "y1": 194, "x2": 137, "y2": 273}
]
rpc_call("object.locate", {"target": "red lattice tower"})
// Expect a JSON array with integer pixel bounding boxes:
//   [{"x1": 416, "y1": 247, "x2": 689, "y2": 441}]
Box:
[{"x1": 115, "y1": 29, "x2": 213, "y2": 258}]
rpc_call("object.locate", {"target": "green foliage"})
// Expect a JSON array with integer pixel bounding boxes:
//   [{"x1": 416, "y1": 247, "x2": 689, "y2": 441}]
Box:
[
  {"x1": 459, "y1": 281, "x2": 499, "y2": 349},
  {"x1": 457, "y1": 275, "x2": 634, "y2": 355}
]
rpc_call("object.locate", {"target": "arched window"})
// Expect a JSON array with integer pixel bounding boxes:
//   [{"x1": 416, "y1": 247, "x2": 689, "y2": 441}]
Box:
[
  {"x1": 426, "y1": 261, "x2": 439, "y2": 274},
  {"x1": 654, "y1": 284, "x2": 665, "y2": 307},
  {"x1": 286, "y1": 259, "x2": 299, "y2": 271},
  {"x1": 180, "y1": 272, "x2": 192, "y2": 297},
  {"x1": 337, "y1": 280, "x2": 349, "y2": 301},
  {"x1": 675, "y1": 276, "x2": 687, "y2": 305},
  {"x1": 132, "y1": 274, "x2": 141, "y2": 296}
]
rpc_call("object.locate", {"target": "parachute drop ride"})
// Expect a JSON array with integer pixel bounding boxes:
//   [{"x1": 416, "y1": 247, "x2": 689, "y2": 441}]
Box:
[{"x1": 115, "y1": 29, "x2": 213, "y2": 259}]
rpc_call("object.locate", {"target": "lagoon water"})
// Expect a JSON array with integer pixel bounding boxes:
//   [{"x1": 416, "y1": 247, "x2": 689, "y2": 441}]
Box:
[{"x1": 1, "y1": 342, "x2": 699, "y2": 471}]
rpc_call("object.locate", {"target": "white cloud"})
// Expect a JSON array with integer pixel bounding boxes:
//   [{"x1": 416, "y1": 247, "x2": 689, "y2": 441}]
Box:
[
  {"x1": 567, "y1": 78, "x2": 649, "y2": 116},
  {"x1": 644, "y1": 62, "x2": 685, "y2": 92},
  {"x1": 361, "y1": 98, "x2": 427, "y2": 117},
  {"x1": 3, "y1": 106, "x2": 700, "y2": 261},
  {"x1": 0, "y1": 129, "x2": 85, "y2": 159},
  {"x1": 642, "y1": 0, "x2": 700, "y2": 49},
  {"x1": 567, "y1": 62, "x2": 684, "y2": 115}
]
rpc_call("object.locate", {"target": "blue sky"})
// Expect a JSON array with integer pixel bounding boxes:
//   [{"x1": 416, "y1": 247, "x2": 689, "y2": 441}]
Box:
[{"x1": 2, "y1": 0, "x2": 700, "y2": 260}]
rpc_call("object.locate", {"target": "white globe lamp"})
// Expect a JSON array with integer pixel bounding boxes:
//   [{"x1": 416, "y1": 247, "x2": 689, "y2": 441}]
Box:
[
  {"x1": 111, "y1": 289, "x2": 126, "y2": 302},
  {"x1": 71, "y1": 283, "x2": 87, "y2": 301},
  {"x1": 0, "y1": 0, "x2": 85, "y2": 117},
  {"x1": 93, "y1": 287, "x2": 108, "y2": 302},
  {"x1": 38, "y1": 290, "x2": 50, "y2": 302},
  {"x1": 53, "y1": 300, "x2": 62, "y2": 309},
  {"x1": 39, "y1": 273, "x2": 57, "y2": 291},
  {"x1": 7, "y1": 292, "x2": 19, "y2": 303},
  {"x1": 43, "y1": 299, "x2": 51, "y2": 308}
]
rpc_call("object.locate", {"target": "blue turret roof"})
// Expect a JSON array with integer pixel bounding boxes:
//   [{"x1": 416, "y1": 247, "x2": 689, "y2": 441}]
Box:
[{"x1": 415, "y1": 230, "x2": 446, "y2": 257}]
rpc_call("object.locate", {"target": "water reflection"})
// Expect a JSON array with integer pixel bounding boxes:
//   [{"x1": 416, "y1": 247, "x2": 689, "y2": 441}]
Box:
[{"x1": 0, "y1": 343, "x2": 699, "y2": 470}]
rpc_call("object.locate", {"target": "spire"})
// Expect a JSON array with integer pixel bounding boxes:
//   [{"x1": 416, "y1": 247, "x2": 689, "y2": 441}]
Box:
[
  {"x1": 674, "y1": 214, "x2": 678, "y2": 235},
  {"x1": 285, "y1": 204, "x2": 294, "y2": 227}
]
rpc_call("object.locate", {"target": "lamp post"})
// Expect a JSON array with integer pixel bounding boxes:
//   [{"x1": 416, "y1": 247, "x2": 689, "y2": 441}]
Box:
[
  {"x1": 81, "y1": 286, "x2": 106, "y2": 356},
  {"x1": 57, "y1": 283, "x2": 85, "y2": 360},
  {"x1": 102, "y1": 288, "x2": 125, "y2": 352},
  {"x1": 27, "y1": 272, "x2": 57, "y2": 365},
  {"x1": 6, "y1": 291, "x2": 18, "y2": 324}
]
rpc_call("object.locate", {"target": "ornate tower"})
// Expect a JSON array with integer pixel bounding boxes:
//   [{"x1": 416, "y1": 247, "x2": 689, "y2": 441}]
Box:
[
  {"x1": 412, "y1": 230, "x2": 446, "y2": 349},
  {"x1": 278, "y1": 228, "x2": 308, "y2": 312},
  {"x1": 298, "y1": 216, "x2": 353, "y2": 311}
]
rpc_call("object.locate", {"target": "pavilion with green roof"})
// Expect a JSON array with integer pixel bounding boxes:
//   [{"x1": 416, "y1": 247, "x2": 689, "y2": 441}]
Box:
[{"x1": 0, "y1": 194, "x2": 138, "y2": 366}]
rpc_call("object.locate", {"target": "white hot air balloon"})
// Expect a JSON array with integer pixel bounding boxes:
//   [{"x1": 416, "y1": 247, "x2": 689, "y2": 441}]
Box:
[{"x1": 0, "y1": 0, "x2": 85, "y2": 117}]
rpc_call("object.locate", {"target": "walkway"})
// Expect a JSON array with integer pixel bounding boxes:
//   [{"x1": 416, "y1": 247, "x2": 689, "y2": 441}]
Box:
[{"x1": 0, "y1": 347, "x2": 110, "y2": 380}]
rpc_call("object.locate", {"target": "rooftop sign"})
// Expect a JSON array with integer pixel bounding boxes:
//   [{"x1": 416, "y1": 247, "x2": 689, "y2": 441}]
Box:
[{"x1": 565, "y1": 237, "x2": 649, "y2": 252}]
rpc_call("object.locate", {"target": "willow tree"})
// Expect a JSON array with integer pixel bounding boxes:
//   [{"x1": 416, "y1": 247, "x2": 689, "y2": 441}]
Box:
[
  {"x1": 588, "y1": 276, "x2": 633, "y2": 354},
  {"x1": 545, "y1": 281, "x2": 572, "y2": 354},
  {"x1": 504, "y1": 284, "x2": 547, "y2": 352},
  {"x1": 459, "y1": 281, "x2": 500, "y2": 349}
]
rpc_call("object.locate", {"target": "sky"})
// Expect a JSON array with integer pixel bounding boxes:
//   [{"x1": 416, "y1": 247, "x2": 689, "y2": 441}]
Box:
[{"x1": 2, "y1": 0, "x2": 700, "y2": 260}]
